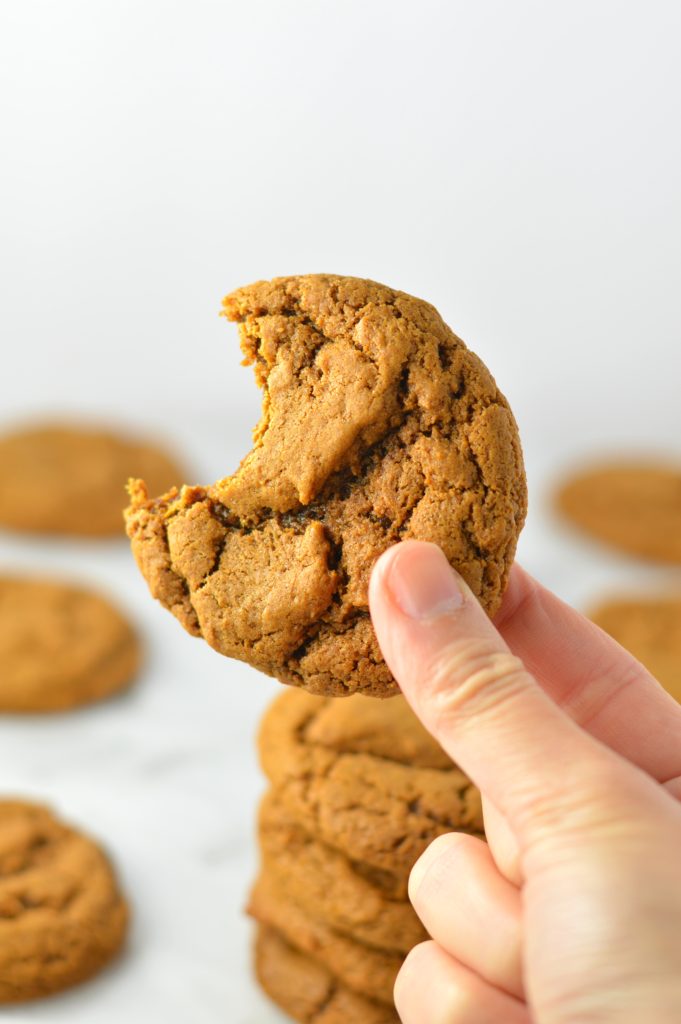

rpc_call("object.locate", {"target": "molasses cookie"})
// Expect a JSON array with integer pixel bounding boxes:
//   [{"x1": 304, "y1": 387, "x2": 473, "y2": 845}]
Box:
[
  {"x1": 259, "y1": 689, "x2": 483, "y2": 879},
  {"x1": 249, "y1": 872, "x2": 401, "y2": 1005},
  {"x1": 0, "y1": 800, "x2": 129, "y2": 1003},
  {"x1": 255, "y1": 925, "x2": 399, "y2": 1024},
  {"x1": 590, "y1": 596, "x2": 681, "y2": 703},
  {"x1": 0, "y1": 575, "x2": 140, "y2": 712},
  {"x1": 126, "y1": 274, "x2": 526, "y2": 696},
  {"x1": 259, "y1": 794, "x2": 428, "y2": 954},
  {"x1": 556, "y1": 461, "x2": 681, "y2": 563},
  {"x1": 0, "y1": 422, "x2": 185, "y2": 537}
]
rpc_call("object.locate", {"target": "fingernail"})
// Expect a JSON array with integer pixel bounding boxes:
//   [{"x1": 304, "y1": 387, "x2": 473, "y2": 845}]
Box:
[
  {"x1": 386, "y1": 543, "x2": 465, "y2": 620},
  {"x1": 407, "y1": 846, "x2": 433, "y2": 901},
  {"x1": 409, "y1": 833, "x2": 457, "y2": 904}
]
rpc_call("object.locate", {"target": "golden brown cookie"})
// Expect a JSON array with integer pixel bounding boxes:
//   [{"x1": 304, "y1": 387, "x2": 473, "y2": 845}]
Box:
[
  {"x1": 259, "y1": 794, "x2": 427, "y2": 954},
  {"x1": 590, "y1": 596, "x2": 681, "y2": 703},
  {"x1": 259, "y1": 689, "x2": 483, "y2": 879},
  {"x1": 556, "y1": 461, "x2": 681, "y2": 563},
  {"x1": 249, "y1": 872, "x2": 401, "y2": 1006},
  {"x1": 0, "y1": 422, "x2": 185, "y2": 537},
  {"x1": 126, "y1": 274, "x2": 526, "y2": 696},
  {"x1": 0, "y1": 576, "x2": 141, "y2": 712},
  {"x1": 255, "y1": 925, "x2": 399, "y2": 1024},
  {"x1": 0, "y1": 800, "x2": 129, "y2": 1003}
]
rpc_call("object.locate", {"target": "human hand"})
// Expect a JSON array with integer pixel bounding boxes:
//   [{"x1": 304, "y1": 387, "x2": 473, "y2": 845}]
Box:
[{"x1": 369, "y1": 541, "x2": 681, "y2": 1024}]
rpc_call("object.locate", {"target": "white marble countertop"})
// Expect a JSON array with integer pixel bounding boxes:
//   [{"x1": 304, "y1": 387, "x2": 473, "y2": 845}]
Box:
[
  {"x1": 1, "y1": 438, "x2": 680, "y2": 1024},
  {"x1": 1, "y1": 2, "x2": 680, "y2": 1020}
]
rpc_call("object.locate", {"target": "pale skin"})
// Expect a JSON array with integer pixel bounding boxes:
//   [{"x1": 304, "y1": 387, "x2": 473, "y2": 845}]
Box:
[{"x1": 368, "y1": 540, "x2": 681, "y2": 1024}]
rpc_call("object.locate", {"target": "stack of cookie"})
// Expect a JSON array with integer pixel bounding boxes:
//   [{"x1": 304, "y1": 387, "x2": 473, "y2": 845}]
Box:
[{"x1": 249, "y1": 689, "x2": 484, "y2": 1022}]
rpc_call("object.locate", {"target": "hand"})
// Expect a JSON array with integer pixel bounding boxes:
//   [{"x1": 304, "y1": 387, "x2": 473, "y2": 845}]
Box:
[{"x1": 369, "y1": 541, "x2": 681, "y2": 1024}]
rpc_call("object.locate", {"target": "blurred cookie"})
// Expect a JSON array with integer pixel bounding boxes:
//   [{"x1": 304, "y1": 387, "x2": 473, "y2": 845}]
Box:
[
  {"x1": 0, "y1": 423, "x2": 185, "y2": 536},
  {"x1": 258, "y1": 689, "x2": 483, "y2": 878},
  {"x1": 255, "y1": 925, "x2": 399, "y2": 1024},
  {"x1": 126, "y1": 274, "x2": 526, "y2": 696},
  {"x1": 249, "y1": 872, "x2": 400, "y2": 1005},
  {"x1": 590, "y1": 596, "x2": 681, "y2": 703},
  {"x1": 259, "y1": 794, "x2": 427, "y2": 954},
  {"x1": 556, "y1": 461, "x2": 681, "y2": 562},
  {"x1": 0, "y1": 576, "x2": 140, "y2": 712},
  {"x1": 0, "y1": 800, "x2": 128, "y2": 1003}
]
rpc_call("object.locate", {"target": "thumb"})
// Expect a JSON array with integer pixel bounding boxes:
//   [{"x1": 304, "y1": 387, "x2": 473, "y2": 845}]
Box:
[{"x1": 369, "y1": 541, "x2": 651, "y2": 850}]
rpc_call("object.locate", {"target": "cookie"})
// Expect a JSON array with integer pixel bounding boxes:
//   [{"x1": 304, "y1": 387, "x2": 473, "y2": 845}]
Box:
[
  {"x1": 556, "y1": 461, "x2": 681, "y2": 563},
  {"x1": 0, "y1": 422, "x2": 185, "y2": 537},
  {"x1": 126, "y1": 274, "x2": 526, "y2": 696},
  {"x1": 0, "y1": 576, "x2": 140, "y2": 712},
  {"x1": 0, "y1": 800, "x2": 129, "y2": 1003},
  {"x1": 590, "y1": 597, "x2": 681, "y2": 703},
  {"x1": 259, "y1": 794, "x2": 427, "y2": 954},
  {"x1": 259, "y1": 689, "x2": 483, "y2": 879},
  {"x1": 255, "y1": 925, "x2": 400, "y2": 1024},
  {"x1": 249, "y1": 871, "x2": 401, "y2": 1006}
]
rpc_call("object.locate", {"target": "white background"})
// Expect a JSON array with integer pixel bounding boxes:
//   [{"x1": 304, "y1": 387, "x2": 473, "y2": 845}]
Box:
[{"x1": 1, "y1": 1, "x2": 680, "y2": 1021}]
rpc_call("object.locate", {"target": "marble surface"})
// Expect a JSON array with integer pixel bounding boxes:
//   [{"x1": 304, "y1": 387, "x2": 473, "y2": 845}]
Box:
[
  {"x1": 1, "y1": 1, "x2": 680, "y2": 1020},
  {"x1": 1, "y1": 436, "x2": 680, "y2": 1024}
]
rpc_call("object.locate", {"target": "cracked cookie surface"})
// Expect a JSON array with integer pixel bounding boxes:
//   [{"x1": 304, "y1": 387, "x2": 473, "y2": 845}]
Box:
[
  {"x1": 0, "y1": 576, "x2": 141, "y2": 712},
  {"x1": 126, "y1": 275, "x2": 526, "y2": 696},
  {"x1": 0, "y1": 800, "x2": 129, "y2": 1003},
  {"x1": 0, "y1": 422, "x2": 185, "y2": 537},
  {"x1": 556, "y1": 461, "x2": 681, "y2": 563},
  {"x1": 259, "y1": 689, "x2": 483, "y2": 880},
  {"x1": 590, "y1": 596, "x2": 681, "y2": 703},
  {"x1": 255, "y1": 925, "x2": 399, "y2": 1024}
]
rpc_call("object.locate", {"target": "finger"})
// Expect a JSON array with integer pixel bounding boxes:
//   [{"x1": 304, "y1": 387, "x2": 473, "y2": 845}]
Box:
[
  {"x1": 395, "y1": 941, "x2": 530, "y2": 1024},
  {"x1": 408, "y1": 833, "x2": 523, "y2": 999},
  {"x1": 481, "y1": 796, "x2": 522, "y2": 886},
  {"x1": 369, "y1": 541, "x2": 665, "y2": 847},
  {"x1": 665, "y1": 777, "x2": 681, "y2": 801},
  {"x1": 495, "y1": 564, "x2": 681, "y2": 786}
]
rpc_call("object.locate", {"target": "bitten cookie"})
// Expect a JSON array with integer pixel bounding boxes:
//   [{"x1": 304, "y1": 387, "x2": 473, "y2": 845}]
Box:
[
  {"x1": 249, "y1": 872, "x2": 401, "y2": 1006},
  {"x1": 556, "y1": 461, "x2": 681, "y2": 563},
  {"x1": 259, "y1": 795, "x2": 426, "y2": 954},
  {"x1": 0, "y1": 576, "x2": 141, "y2": 712},
  {"x1": 590, "y1": 596, "x2": 681, "y2": 703},
  {"x1": 0, "y1": 422, "x2": 185, "y2": 537},
  {"x1": 259, "y1": 689, "x2": 483, "y2": 879},
  {"x1": 126, "y1": 274, "x2": 526, "y2": 697},
  {"x1": 255, "y1": 925, "x2": 399, "y2": 1024},
  {"x1": 0, "y1": 801, "x2": 129, "y2": 1003}
]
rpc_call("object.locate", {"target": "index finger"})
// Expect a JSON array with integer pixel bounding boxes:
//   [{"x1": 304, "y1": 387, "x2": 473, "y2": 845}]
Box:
[
  {"x1": 369, "y1": 541, "x2": 658, "y2": 842},
  {"x1": 495, "y1": 565, "x2": 681, "y2": 788}
]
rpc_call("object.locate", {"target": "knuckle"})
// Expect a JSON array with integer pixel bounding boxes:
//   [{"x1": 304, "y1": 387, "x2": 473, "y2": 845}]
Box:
[
  {"x1": 393, "y1": 941, "x2": 433, "y2": 1012},
  {"x1": 423, "y1": 638, "x2": 531, "y2": 731},
  {"x1": 519, "y1": 758, "x2": 633, "y2": 837}
]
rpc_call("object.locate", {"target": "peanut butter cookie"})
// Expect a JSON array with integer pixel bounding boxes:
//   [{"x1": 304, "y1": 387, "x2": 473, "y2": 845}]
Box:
[
  {"x1": 0, "y1": 422, "x2": 185, "y2": 537},
  {"x1": 0, "y1": 800, "x2": 129, "y2": 1003},
  {"x1": 590, "y1": 596, "x2": 681, "y2": 703},
  {"x1": 0, "y1": 576, "x2": 140, "y2": 712},
  {"x1": 126, "y1": 275, "x2": 526, "y2": 696},
  {"x1": 556, "y1": 461, "x2": 681, "y2": 563}
]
